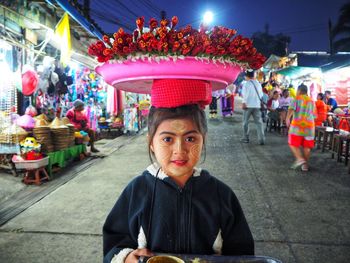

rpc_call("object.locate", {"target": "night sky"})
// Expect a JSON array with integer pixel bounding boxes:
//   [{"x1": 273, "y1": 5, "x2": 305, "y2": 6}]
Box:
[{"x1": 89, "y1": 0, "x2": 349, "y2": 52}]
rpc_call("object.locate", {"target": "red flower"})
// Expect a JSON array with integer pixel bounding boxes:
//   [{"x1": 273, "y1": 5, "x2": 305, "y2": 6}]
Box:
[
  {"x1": 169, "y1": 32, "x2": 177, "y2": 41},
  {"x1": 149, "y1": 18, "x2": 158, "y2": 31},
  {"x1": 103, "y1": 35, "x2": 111, "y2": 45},
  {"x1": 103, "y1": 48, "x2": 113, "y2": 56},
  {"x1": 188, "y1": 36, "x2": 195, "y2": 46},
  {"x1": 97, "y1": 56, "x2": 109, "y2": 63},
  {"x1": 216, "y1": 45, "x2": 226, "y2": 55},
  {"x1": 159, "y1": 32, "x2": 166, "y2": 39},
  {"x1": 150, "y1": 39, "x2": 159, "y2": 50},
  {"x1": 205, "y1": 46, "x2": 216, "y2": 55},
  {"x1": 118, "y1": 28, "x2": 125, "y2": 36},
  {"x1": 138, "y1": 40, "x2": 147, "y2": 51},
  {"x1": 96, "y1": 41, "x2": 105, "y2": 50},
  {"x1": 136, "y1": 17, "x2": 145, "y2": 30},
  {"x1": 191, "y1": 45, "x2": 204, "y2": 56},
  {"x1": 177, "y1": 32, "x2": 184, "y2": 39},
  {"x1": 171, "y1": 16, "x2": 178, "y2": 28},
  {"x1": 123, "y1": 46, "x2": 130, "y2": 54},
  {"x1": 142, "y1": 32, "x2": 154, "y2": 41},
  {"x1": 129, "y1": 42, "x2": 137, "y2": 53},
  {"x1": 172, "y1": 41, "x2": 181, "y2": 52},
  {"x1": 160, "y1": 19, "x2": 169, "y2": 28}
]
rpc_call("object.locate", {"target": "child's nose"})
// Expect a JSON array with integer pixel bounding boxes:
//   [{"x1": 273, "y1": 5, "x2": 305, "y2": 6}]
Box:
[{"x1": 174, "y1": 139, "x2": 185, "y2": 153}]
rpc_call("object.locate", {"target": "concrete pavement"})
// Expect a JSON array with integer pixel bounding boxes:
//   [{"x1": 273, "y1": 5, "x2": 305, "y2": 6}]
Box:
[{"x1": 1, "y1": 107, "x2": 350, "y2": 263}]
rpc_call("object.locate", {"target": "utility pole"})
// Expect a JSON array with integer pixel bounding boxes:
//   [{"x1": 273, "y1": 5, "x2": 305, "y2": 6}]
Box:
[
  {"x1": 328, "y1": 19, "x2": 334, "y2": 55},
  {"x1": 161, "y1": 10, "x2": 166, "y2": 20},
  {"x1": 83, "y1": 0, "x2": 90, "y2": 19}
]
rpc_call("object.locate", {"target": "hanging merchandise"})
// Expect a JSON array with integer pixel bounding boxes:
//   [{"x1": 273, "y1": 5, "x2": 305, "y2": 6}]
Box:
[
  {"x1": 22, "y1": 69, "x2": 39, "y2": 96},
  {"x1": 0, "y1": 41, "x2": 22, "y2": 154},
  {"x1": 123, "y1": 107, "x2": 139, "y2": 133}
]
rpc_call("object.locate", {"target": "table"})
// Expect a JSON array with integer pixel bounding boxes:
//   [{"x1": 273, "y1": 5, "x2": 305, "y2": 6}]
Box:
[
  {"x1": 46, "y1": 144, "x2": 86, "y2": 177},
  {"x1": 0, "y1": 143, "x2": 20, "y2": 176}
]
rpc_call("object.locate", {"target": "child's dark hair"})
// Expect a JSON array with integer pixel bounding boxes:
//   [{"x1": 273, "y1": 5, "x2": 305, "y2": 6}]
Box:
[
  {"x1": 298, "y1": 84, "x2": 308, "y2": 94},
  {"x1": 317, "y1": 93, "x2": 324, "y2": 100},
  {"x1": 147, "y1": 104, "x2": 207, "y2": 163}
]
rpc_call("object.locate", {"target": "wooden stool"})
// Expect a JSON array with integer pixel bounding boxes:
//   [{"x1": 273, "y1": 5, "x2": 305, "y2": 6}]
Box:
[
  {"x1": 317, "y1": 127, "x2": 337, "y2": 152},
  {"x1": 330, "y1": 134, "x2": 350, "y2": 164},
  {"x1": 315, "y1": 126, "x2": 326, "y2": 149},
  {"x1": 23, "y1": 167, "x2": 49, "y2": 186}
]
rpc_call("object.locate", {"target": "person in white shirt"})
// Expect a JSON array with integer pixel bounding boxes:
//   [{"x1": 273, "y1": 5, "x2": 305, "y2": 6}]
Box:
[
  {"x1": 240, "y1": 70, "x2": 265, "y2": 145},
  {"x1": 267, "y1": 91, "x2": 280, "y2": 122}
]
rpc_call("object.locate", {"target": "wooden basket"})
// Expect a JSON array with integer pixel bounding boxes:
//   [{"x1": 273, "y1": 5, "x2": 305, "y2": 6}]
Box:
[{"x1": 0, "y1": 133, "x2": 28, "y2": 144}]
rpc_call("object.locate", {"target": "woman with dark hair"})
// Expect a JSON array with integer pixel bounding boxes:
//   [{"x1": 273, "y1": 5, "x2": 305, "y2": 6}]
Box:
[
  {"x1": 66, "y1": 99, "x2": 99, "y2": 152},
  {"x1": 315, "y1": 93, "x2": 327, "y2": 127}
]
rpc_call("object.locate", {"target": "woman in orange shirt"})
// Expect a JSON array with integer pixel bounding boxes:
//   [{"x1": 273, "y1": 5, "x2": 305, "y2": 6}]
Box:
[{"x1": 315, "y1": 93, "x2": 327, "y2": 126}]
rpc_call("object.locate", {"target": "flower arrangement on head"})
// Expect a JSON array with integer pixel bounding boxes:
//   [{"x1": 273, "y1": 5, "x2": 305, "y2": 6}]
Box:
[{"x1": 88, "y1": 16, "x2": 266, "y2": 70}]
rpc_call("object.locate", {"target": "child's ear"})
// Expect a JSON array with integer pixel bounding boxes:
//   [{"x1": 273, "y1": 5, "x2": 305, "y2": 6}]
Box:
[{"x1": 147, "y1": 134, "x2": 154, "y2": 152}]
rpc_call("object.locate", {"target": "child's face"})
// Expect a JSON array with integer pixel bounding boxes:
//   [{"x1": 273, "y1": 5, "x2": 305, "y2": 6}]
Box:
[{"x1": 150, "y1": 118, "x2": 204, "y2": 181}]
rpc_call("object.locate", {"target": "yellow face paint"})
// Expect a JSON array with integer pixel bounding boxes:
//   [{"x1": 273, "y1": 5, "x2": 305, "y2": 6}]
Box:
[
  {"x1": 170, "y1": 120, "x2": 187, "y2": 133},
  {"x1": 151, "y1": 118, "x2": 204, "y2": 186}
]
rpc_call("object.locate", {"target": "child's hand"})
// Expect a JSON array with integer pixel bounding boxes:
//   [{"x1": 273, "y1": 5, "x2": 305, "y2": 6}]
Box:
[{"x1": 125, "y1": 248, "x2": 154, "y2": 263}]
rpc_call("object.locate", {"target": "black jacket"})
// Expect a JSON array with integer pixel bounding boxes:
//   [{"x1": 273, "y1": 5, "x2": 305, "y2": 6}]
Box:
[{"x1": 103, "y1": 168, "x2": 254, "y2": 262}]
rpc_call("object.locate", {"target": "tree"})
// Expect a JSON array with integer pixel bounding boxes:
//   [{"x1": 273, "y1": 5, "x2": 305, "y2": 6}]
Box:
[
  {"x1": 251, "y1": 24, "x2": 291, "y2": 57},
  {"x1": 332, "y1": 3, "x2": 350, "y2": 52}
]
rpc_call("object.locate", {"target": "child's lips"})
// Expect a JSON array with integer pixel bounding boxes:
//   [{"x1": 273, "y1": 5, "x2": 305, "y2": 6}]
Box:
[{"x1": 171, "y1": 160, "x2": 188, "y2": 166}]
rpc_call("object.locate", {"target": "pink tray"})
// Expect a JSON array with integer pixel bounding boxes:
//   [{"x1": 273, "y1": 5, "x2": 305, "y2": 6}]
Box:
[{"x1": 95, "y1": 57, "x2": 242, "y2": 93}]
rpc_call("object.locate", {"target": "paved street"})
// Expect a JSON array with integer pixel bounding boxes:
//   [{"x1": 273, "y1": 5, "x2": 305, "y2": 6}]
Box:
[{"x1": 1, "y1": 109, "x2": 350, "y2": 263}]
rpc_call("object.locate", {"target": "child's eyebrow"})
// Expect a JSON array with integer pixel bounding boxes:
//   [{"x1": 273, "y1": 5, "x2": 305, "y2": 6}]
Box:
[{"x1": 159, "y1": 130, "x2": 199, "y2": 136}]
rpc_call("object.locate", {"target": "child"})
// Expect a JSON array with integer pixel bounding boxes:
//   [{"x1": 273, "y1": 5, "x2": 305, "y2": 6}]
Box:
[
  {"x1": 103, "y1": 80, "x2": 254, "y2": 263},
  {"x1": 286, "y1": 84, "x2": 316, "y2": 172}
]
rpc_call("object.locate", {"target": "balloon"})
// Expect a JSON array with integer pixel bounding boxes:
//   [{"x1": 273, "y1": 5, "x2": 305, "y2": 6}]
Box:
[{"x1": 22, "y1": 70, "x2": 38, "y2": 96}]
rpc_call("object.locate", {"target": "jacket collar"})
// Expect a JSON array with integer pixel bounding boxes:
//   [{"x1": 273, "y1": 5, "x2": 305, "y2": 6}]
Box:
[{"x1": 146, "y1": 163, "x2": 202, "y2": 179}]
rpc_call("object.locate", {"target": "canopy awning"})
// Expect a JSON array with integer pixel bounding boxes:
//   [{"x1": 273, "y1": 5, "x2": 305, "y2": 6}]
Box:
[{"x1": 276, "y1": 66, "x2": 320, "y2": 78}]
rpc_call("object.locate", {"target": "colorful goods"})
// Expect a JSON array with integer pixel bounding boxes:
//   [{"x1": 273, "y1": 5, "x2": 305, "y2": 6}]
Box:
[
  {"x1": 16, "y1": 114, "x2": 35, "y2": 130},
  {"x1": 22, "y1": 70, "x2": 39, "y2": 96},
  {"x1": 25, "y1": 105, "x2": 38, "y2": 117},
  {"x1": 20, "y1": 137, "x2": 41, "y2": 154},
  {"x1": 33, "y1": 126, "x2": 54, "y2": 153}
]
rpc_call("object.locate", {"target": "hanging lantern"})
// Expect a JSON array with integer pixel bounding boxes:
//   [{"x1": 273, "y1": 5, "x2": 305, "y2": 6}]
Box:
[{"x1": 22, "y1": 70, "x2": 38, "y2": 96}]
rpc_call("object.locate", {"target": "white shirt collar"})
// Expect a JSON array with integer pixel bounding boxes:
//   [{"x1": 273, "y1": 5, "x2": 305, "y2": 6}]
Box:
[{"x1": 146, "y1": 163, "x2": 202, "y2": 179}]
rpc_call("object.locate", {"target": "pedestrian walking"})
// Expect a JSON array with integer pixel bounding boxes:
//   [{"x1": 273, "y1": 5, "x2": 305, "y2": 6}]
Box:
[
  {"x1": 209, "y1": 91, "x2": 219, "y2": 118},
  {"x1": 286, "y1": 84, "x2": 316, "y2": 172},
  {"x1": 240, "y1": 70, "x2": 265, "y2": 145}
]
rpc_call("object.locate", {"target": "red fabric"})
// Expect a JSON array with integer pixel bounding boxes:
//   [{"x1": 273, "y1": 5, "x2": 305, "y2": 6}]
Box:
[
  {"x1": 151, "y1": 79, "x2": 212, "y2": 108},
  {"x1": 338, "y1": 118, "x2": 350, "y2": 132},
  {"x1": 288, "y1": 134, "x2": 315, "y2": 148}
]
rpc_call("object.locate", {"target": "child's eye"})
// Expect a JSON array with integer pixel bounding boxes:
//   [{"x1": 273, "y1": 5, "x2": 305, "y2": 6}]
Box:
[
  {"x1": 185, "y1": 137, "x2": 195, "y2": 142},
  {"x1": 162, "y1": 137, "x2": 172, "y2": 143}
]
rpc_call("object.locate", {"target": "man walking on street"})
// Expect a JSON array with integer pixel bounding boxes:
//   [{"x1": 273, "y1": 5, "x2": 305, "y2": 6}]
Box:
[
  {"x1": 240, "y1": 69, "x2": 265, "y2": 145},
  {"x1": 286, "y1": 84, "x2": 316, "y2": 172}
]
